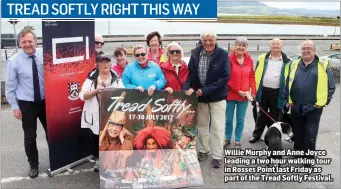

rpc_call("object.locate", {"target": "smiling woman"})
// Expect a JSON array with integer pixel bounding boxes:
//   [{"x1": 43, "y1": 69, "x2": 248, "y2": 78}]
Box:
[
  {"x1": 122, "y1": 44, "x2": 167, "y2": 96},
  {"x1": 224, "y1": 36, "x2": 256, "y2": 148},
  {"x1": 160, "y1": 42, "x2": 189, "y2": 94},
  {"x1": 146, "y1": 31, "x2": 168, "y2": 65},
  {"x1": 79, "y1": 54, "x2": 125, "y2": 171}
]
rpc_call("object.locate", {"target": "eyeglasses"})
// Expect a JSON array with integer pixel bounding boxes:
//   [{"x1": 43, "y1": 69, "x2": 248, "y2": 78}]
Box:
[
  {"x1": 169, "y1": 50, "x2": 181, "y2": 54},
  {"x1": 135, "y1": 53, "x2": 147, "y2": 57},
  {"x1": 95, "y1": 41, "x2": 104, "y2": 45}
]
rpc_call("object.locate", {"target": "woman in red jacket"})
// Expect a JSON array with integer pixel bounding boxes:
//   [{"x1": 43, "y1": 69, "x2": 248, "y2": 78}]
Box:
[
  {"x1": 112, "y1": 47, "x2": 128, "y2": 78},
  {"x1": 160, "y1": 42, "x2": 189, "y2": 93},
  {"x1": 224, "y1": 37, "x2": 256, "y2": 148}
]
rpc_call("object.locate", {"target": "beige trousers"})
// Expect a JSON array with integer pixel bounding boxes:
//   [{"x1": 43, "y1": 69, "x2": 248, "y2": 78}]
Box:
[{"x1": 196, "y1": 100, "x2": 226, "y2": 159}]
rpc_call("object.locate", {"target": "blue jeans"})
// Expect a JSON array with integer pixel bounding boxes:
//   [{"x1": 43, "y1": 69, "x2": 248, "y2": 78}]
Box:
[{"x1": 225, "y1": 100, "x2": 249, "y2": 142}]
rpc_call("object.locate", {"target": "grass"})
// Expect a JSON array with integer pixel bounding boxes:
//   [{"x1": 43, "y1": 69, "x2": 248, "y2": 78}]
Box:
[{"x1": 216, "y1": 15, "x2": 340, "y2": 26}]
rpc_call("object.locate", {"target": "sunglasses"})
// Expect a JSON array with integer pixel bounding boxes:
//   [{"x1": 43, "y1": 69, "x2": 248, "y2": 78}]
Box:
[
  {"x1": 169, "y1": 50, "x2": 181, "y2": 54},
  {"x1": 135, "y1": 53, "x2": 147, "y2": 57},
  {"x1": 95, "y1": 41, "x2": 104, "y2": 45}
]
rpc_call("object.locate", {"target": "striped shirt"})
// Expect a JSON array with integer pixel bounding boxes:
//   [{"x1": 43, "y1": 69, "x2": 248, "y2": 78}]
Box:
[{"x1": 198, "y1": 49, "x2": 213, "y2": 86}]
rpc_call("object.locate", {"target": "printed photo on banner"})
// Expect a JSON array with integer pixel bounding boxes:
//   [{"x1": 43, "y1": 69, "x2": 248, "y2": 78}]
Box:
[{"x1": 98, "y1": 88, "x2": 203, "y2": 188}]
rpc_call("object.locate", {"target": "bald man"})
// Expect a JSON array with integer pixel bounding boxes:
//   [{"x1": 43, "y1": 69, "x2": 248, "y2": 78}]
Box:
[
  {"x1": 283, "y1": 40, "x2": 335, "y2": 164},
  {"x1": 250, "y1": 38, "x2": 291, "y2": 143},
  {"x1": 95, "y1": 34, "x2": 105, "y2": 55}
]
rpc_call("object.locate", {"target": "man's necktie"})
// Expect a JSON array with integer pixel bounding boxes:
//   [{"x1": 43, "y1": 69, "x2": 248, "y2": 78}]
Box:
[{"x1": 30, "y1": 55, "x2": 41, "y2": 102}]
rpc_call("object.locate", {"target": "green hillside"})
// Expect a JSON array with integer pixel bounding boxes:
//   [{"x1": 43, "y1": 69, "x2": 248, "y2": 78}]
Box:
[
  {"x1": 218, "y1": 6, "x2": 295, "y2": 16},
  {"x1": 217, "y1": 1, "x2": 340, "y2": 17},
  {"x1": 217, "y1": 15, "x2": 340, "y2": 26}
]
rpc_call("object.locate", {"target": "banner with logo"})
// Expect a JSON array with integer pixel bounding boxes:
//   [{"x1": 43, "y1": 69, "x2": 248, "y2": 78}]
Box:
[
  {"x1": 42, "y1": 20, "x2": 95, "y2": 171},
  {"x1": 99, "y1": 88, "x2": 204, "y2": 188}
]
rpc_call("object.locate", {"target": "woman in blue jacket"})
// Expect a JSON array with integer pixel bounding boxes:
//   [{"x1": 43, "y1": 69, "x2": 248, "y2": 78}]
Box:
[{"x1": 122, "y1": 44, "x2": 166, "y2": 96}]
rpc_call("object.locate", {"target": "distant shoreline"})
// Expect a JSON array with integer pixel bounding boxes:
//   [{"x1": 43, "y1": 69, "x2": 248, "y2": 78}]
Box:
[{"x1": 167, "y1": 15, "x2": 340, "y2": 27}]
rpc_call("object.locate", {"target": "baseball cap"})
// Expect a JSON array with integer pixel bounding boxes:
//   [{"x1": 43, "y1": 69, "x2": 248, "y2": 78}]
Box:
[{"x1": 96, "y1": 54, "x2": 111, "y2": 63}]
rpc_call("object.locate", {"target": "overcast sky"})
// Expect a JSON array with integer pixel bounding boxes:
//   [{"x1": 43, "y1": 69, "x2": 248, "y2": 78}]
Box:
[{"x1": 261, "y1": 2, "x2": 340, "y2": 10}]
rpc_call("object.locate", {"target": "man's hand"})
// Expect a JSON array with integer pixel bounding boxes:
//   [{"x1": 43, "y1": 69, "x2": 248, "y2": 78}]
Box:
[
  {"x1": 135, "y1": 86, "x2": 144, "y2": 92},
  {"x1": 286, "y1": 103, "x2": 293, "y2": 108},
  {"x1": 148, "y1": 85, "x2": 156, "y2": 96},
  {"x1": 196, "y1": 89, "x2": 203, "y2": 97},
  {"x1": 13, "y1": 109, "x2": 22, "y2": 119},
  {"x1": 165, "y1": 87, "x2": 173, "y2": 94},
  {"x1": 314, "y1": 105, "x2": 323, "y2": 109},
  {"x1": 185, "y1": 88, "x2": 194, "y2": 96}
]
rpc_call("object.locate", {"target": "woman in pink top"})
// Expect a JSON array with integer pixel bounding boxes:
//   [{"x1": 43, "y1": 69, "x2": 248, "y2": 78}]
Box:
[{"x1": 112, "y1": 47, "x2": 128, "y2": 78}]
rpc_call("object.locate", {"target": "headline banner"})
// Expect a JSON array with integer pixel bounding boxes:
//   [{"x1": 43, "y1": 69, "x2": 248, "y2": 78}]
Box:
[{"x1": 1, "y1": 0, "x2": 217, "y2": 19}]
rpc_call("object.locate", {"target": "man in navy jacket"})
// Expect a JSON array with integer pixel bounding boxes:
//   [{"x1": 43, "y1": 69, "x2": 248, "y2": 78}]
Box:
[
  {"x1": 283, "y1": 40, "x2": 335, "y2": 165},
  {"x1": 184, "y1": 32, "x2": 230, "y2": 168}
]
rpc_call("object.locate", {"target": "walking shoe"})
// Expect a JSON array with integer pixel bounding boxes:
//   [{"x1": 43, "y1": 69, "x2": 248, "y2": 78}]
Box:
[
  {"x1": 234, "y1": 142, "x2": 242, "y2": 148},
  {"x1": 29, "y1": 167, "x2": 39, "y2": 178},
  {"x1": 94, "y1": 159, "x2": 99, "y2": 172},
  {"x1": 198, "y1": 152, "x2": 209, "y2": 161},
  {"x1": 223, "y1": 139, "x2": 230, "y2": 148},
  {"x1": 212, "y1": 159, "x2": 222, "y2": 168},
  {"x1": 249, "y1": 137, "x2": 260, "y2": 143}
]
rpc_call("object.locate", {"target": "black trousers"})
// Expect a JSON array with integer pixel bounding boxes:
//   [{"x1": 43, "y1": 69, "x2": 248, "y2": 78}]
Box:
[
  {"x1": 90, "y1": 130, "x2": 99, "y2": 159},
  {"x1": 18, "y1": 100, "x2": 48, "y2": 168},
  {"x1": 252, "y1": 87, "x2": 280, "y2": 138},
  {"x1": 291, "y1": 107, "x2": 323, "y2": 159}
]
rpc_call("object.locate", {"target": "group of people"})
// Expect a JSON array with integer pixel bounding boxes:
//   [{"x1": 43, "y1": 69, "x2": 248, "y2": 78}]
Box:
[
  {"x1": 84, "y1": 32, "x2": 189, "y2": 171},
  {"x1": 5, "y1": 26, "x2": 336, "y2": 179}
]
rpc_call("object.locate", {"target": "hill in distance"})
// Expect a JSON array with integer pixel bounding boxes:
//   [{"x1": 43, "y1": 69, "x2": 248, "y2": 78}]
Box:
[{"x1": 217, "y1": 1, "x2": 340, "y2": 17}]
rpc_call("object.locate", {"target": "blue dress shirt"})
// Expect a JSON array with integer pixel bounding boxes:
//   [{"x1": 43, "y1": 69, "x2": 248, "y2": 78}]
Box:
[{"x1": 5, "y1": 48, "x2": 45, "y2": 110}]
